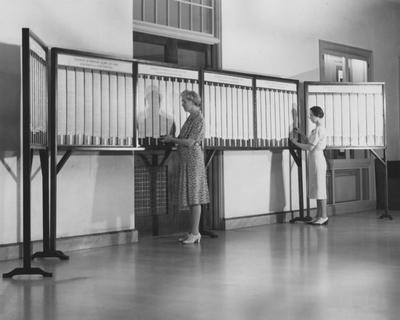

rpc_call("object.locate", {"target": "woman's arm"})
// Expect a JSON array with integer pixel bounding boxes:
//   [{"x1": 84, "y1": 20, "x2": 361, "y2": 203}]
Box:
[
  {"x1": 293, "y1": 128, "x2": 308, "y2": 143},
  {"x1": 290, "y1": 138, "x2": 316, "y2": 152},
  {"x1": 160, "y1": 135, "x2": 197, "y2": 147}
]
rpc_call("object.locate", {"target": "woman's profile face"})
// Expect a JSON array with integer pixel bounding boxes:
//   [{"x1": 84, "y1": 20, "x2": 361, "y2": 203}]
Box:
[
  {"x1": 181, "y1": 96, "x2": 193, "y2": 112},
  {"x1": 309, "y1": 111, "x2": 318, "y2": 124}
]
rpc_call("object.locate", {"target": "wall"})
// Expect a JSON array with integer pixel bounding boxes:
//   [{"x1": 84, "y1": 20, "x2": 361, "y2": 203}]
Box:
[
  {"x1": 221, "y1": 0, "x2": 400, "y2": 219},
  {"x1": 0, "y1": 0, "x2": 133, "y2": 244},
  {"x1": 224, "y1": 150, "x2": 299, "y2": 218}
]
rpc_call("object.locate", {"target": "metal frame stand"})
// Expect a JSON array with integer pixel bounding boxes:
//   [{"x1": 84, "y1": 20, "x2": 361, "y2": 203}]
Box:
[
  {"x1": 3, "y1": 29, "x2": 53, "y2": 277},
  {"x1": 370, "y1": 149, "x2": 392, "y2": 220},
  {"x1": 201, "y1": 149, "x2": 218, "y2": 238},
  {"x1": 2, "y1": 149, "x2": 53, "y2": 278},
  {"x1": 32, "y1": 150, "x2": 71, "y2": 260},
  {"x1": 288, "y1": 142, "x2": 309, "y2": 223}
]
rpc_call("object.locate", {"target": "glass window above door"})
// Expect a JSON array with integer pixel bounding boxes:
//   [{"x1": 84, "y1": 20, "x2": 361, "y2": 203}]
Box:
[
  {"x1": 348, "y1": 58, "x2": 368, "y2": 82},
  {"x1": 133, "y1": 0, "x2": 220, "y2": 45}
]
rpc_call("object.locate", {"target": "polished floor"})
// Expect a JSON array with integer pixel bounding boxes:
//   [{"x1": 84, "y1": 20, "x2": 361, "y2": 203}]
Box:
[{"x1": 1, "y1": 211, "x2": 400, "y2": 320}]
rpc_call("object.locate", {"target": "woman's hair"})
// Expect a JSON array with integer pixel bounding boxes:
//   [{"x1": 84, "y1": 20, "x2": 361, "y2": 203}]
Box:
[
  {"x1": 310, "y1": 106, "x2": 324, "y2": 118},
  {"x1": 181, "y1": 90, "x2": 201, "y2": 107}
]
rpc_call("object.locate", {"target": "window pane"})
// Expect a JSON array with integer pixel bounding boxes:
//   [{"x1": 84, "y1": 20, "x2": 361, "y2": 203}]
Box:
[
  {"x1": 192, "y1": 0, "x2": 202, "y2": 32},
  {"x1": 144, "y1": 0, "x2": 156, "y2": 23},
  {"x1": 157, "y1": 0, "x2": 168, "y2": 25},
  {"x1": 178, "y1": 47, "x2": 206, "y2": 68},
  {"x1": 133, "y1": 0, "x2": 143, "y2": 20},
  {"x1": 134, "y1": 41, "x2": 165, "y2": 62},
  {"x1": 323, "y1": 54, "x2": 346, "y2": 82},
  {"x1": 168, "y1": 0, "x2": 179, "y2": 28},
  {"x1": 181, "y1": 2, "x2": 191, "y2": 30},
  {"x1": 349, "y1": 58, "x2": 368, "y2": 82},
  {"x1": 202, "y1": 7, "x2": 212, "y2": 34}
]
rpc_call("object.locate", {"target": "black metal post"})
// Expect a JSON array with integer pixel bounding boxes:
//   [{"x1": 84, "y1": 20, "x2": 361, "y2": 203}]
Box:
[
  {"x1": 40, "y1": 150, "x2": 50, "y2": 251},
  {"x1": 201, "y1": 149, "x2": 218, "y2": 238},
  {"x1": 3, "y1": 28, "x2": 51, "y2": 278},
  {"x1": 370, "y1": 149, "x2": 392, "y2": 220},
  {"x1": 382, "y1": 149, "x2": 391, "y2": 219},
  {"x1": 31, "y1": 150, "x2": 51, "y2": 259},
  {"x1": 288, "y1": 143, "x2": 310, "y2": 223},
  {"x1": 47, "y1": 50, "x2": 69, "y2": 260}
]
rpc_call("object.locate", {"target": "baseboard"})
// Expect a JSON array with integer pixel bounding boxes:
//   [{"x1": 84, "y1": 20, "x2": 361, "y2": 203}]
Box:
[
  {"x1": 224, "y1": 211, "x2": 297, "y2": 230},
  {"x1": 223, "y1": 200, "x2": 376, "y2": 230},
  {"x1": 0, "y1": 229, "x2": 138, "y2": 262},
  {"x1": 327, "y1": 200, "x2": 376, "y2": 215}
]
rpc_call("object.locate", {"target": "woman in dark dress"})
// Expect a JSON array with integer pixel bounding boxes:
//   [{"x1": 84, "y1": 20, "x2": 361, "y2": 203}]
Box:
[{"x1": 160, "y1": 90, "x2": 209, "y2": 244}]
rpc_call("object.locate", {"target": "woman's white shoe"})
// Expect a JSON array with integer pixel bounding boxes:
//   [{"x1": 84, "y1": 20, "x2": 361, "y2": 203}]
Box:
[
  {"x1": 182, "y1": 233, "x2": 201, "y2": 244},
  {"x1": 178, "y1": 233, "x2": 190, "y2": 242},
  {"x1": 310, "y1": 217, "x2": 328, "y2": 225}
]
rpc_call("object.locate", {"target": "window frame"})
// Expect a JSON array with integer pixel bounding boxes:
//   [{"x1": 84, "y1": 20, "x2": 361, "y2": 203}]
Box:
[{"x1": 319, "y1": 40, "x2": 373, "y2": 82}]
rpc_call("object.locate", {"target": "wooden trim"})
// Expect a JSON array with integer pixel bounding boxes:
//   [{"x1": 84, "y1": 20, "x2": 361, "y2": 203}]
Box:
[
  {"x1": 0, "y1": 229, "x2": 138, "y2": 262},
  {"x1": 212, "y1": 0, "x2": 222, "y2": 69},
  {"x1": 329, "y1": 158, "x2": 372, "y2": 169},
  {"x1": 133, "y1": 20, "x2": 220, "y2": 45},
  {"x1": 175, "y1": 0, "x2": 213, "y2": 9}
]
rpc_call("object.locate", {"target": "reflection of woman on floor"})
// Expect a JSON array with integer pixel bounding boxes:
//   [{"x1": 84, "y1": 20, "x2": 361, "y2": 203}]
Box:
[
  {"x1": 160, "y1": 90, "x2": 209, "y2": 243},
  {"x1": 290, "y1": 106, "x2": 328, "y2": 225}
]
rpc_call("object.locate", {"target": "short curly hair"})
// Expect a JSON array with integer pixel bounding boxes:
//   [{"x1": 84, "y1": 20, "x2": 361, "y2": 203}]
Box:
[
  {"x1": 181, "y1": 90, "x2": 201, "y2": 107},
  {"x1": 310, "y1": 106, "x2": 324, "y2": 118}
]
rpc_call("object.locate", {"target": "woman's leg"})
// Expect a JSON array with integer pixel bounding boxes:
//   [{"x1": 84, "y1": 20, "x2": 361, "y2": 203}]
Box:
[
  {"x1": 316, "y1": 200, "x2": 321, "y2": 219},
  {"x1": 191, "y1": 204, "x2": 202, "y2": 235},
  {"x1": 317, "y1": 199, "x2": 327, "y2": 219}
]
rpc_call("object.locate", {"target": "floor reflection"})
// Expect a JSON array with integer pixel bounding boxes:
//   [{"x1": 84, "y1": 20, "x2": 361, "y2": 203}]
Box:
[{"x1": 1, "y1": 211, "x2": 400, "y2": 320}]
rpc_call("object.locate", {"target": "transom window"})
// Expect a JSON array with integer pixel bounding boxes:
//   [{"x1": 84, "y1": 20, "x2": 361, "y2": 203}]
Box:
[{"x1": 133, "y1": 0, "x2": 218, "y2": 42}]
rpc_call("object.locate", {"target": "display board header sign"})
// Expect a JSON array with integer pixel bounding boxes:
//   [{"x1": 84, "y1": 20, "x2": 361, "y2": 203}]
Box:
[{"x1": 57, "y1": 54, "x2": 132, "y2": 74}]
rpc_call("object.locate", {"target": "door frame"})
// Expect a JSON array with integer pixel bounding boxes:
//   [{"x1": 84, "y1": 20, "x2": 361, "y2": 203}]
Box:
[{"x1": 319, "y1": 40, "x2": 373, "y2": 81}]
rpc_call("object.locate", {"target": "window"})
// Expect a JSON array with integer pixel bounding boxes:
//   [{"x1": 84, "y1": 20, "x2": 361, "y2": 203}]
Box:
[
  {"x1": 133, "y1": 0, "x2": 220, "y2": 45},
  {"x1": 133, "y1": 32, "x2": 215, "y2": 68},
  {"x1": 133, "y1": 0, "x2": 221, "y2": 68}
]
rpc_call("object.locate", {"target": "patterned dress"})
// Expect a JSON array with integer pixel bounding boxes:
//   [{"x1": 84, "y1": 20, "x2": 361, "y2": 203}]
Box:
[
  {"x1": 177, "y1": 111, "x2": 210, "y2": 209},
  {"x1": 308, "y1": 126, "x2": 327, "y2": 200}
]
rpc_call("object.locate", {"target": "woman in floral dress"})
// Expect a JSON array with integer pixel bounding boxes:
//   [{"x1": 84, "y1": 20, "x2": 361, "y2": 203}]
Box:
[{"x1": 160, "y1": 90, "x2": 209, "y2": 243}]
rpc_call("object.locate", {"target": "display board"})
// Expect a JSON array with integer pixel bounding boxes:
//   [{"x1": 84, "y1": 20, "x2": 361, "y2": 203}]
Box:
[
  {"x1": 202, "y1": 71, "x2": 254, "y2": 147},
  {"x1": 136, "y1": 63, "x2": 199, "y2": 147},
  {"x1": 54, "y1": 50, "x2": 135, "y2": 147},
  {"x1": 29, "y1": 35, "x2": 49, "y2": 146},
  {"x1": 305, "y1": 82, "x2": 385, "y2": 148},
  {"x1": 255, "y1": 78, "x2": 299, "y2": 147}
]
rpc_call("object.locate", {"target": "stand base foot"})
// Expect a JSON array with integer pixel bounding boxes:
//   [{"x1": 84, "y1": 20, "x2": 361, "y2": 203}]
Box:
[
  {"x1": 32, "y1": 250, "x2": 69, "y2": 260},
  {"x1": 379, "y1": 213, "x2": 393, "y2": 220},
  {"x1": 3, "y1": 267, "x2": 52, "y2": 278},
  {"x1": 290, "y1": 216, "x2": 313, "y2": 223},
  {"x1": 200, "y1": 230, "x2": 218, "y2": 238}
]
